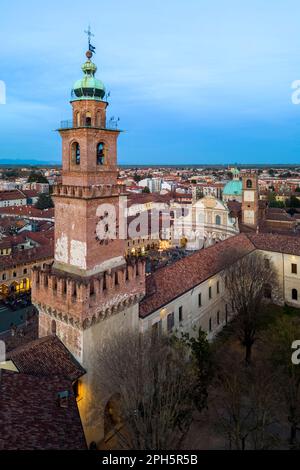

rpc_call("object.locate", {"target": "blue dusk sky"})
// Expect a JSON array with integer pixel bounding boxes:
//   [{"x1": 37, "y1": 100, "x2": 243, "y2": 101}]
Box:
[{"x1": 1, "y1": 0, "x2": 300, "y2": 165}]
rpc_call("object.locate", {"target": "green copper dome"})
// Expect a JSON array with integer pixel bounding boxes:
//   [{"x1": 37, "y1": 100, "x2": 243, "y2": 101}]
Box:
[
  {"x1": 223, "y1": 180, "x2": 242, "y2": 196},
  {"x1": 71, "y1": 51, "x2": 105, "y2": 101}
]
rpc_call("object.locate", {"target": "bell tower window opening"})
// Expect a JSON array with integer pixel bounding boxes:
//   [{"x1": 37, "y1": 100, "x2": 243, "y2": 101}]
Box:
[
  {"x1": 246, "y1": 179, "x2": 252, "y2": 189},
  {"x1": 85, "y1": 111, "x2": 92, "y2": 127},
  {"x1": 97, "y1": 142, "x2": 105, "y2": 165},
  {"x1": 71, "y1": 142, "x2": 81, "y2": 165}
]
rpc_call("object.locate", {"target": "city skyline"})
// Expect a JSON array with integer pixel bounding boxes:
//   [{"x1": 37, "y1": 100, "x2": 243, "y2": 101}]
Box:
[{"x1": 1, "y1": 0, "x2": 300, "y2": 164}]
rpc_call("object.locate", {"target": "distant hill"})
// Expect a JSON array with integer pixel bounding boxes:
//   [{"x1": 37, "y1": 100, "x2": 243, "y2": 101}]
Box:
[{"x1": 0, "y1": 159, "x2": 60, "y2": 167}]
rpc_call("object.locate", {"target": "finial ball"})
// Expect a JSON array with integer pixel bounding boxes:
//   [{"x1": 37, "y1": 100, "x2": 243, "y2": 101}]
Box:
[{"x1": 86, "y1": 50, "x2": 93, "y2": 59}]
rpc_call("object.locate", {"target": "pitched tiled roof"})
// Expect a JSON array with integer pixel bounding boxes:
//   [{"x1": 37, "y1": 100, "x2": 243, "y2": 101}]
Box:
[
  {"x1": 139, "y1": 233, "x2": 256, "y2": 317},
  {"x1": 0, "y1": 370, "x2": 87, "y2": 450},
  {"x1": 247, "y1": 233, "x2": 300, "y2": 256},
  {"x1": 0, "y1": 243, "x2": 53, "y2": 269},
  {"x1": 8, "y1": 335, "x2": 85, "y2": 382},
  {"x1": 0, "y1": 190, "x2": 26, "y2": 201},
  {"x1": 0, "y1": 206, "x2": 54, "y2": 219}
]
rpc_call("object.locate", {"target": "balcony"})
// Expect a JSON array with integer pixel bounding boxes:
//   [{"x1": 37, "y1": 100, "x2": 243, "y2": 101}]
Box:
[{"x1": 59, "y1": 118, "x2": 120, "y2": 131}]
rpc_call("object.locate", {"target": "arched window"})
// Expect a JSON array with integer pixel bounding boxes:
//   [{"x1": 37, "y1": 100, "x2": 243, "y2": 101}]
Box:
[
  {"x1": 292, "y1": 288, "x2": 298, "y2": 301},
  {"x1": 97, "y1": 142, "x2": 105, "y2": 165},
  {"x1": 216, "y1": 215, "x2": 221, "y2": 225},
  {"x1": 71, "y1": 142, "x2": 80, "y2": 165},
  {"x1": 246, "y1": 179, "x2": 252, "y2": 188},
  {"x1": 85, "y1": 111, "x2": 92, "y2": 127}
]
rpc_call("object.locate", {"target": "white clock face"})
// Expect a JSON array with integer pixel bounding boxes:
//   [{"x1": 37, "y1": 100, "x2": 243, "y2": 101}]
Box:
[{"x1": 244, "y1": 190, "x2": 254, "y2": 202}]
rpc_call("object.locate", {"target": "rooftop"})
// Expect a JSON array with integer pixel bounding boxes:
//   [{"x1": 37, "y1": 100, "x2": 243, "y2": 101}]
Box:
[
  {"x1": 7, "y1": 335, "x2": 86, "y2": 382},
  {"x1": 140, "y1": 232, "x2": 300, "y2": 317},
  {"x1": 0, "y1": 370, "x2": 86, "y2": 450}
]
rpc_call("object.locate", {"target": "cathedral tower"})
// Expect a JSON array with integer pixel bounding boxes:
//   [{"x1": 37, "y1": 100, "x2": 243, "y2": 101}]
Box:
[
  {"x1": 242, "y1": 171, "x2": 259, "y2": 227},
  {"x1": 32, "y1": 39, "x2": 145, "y2": 444}
]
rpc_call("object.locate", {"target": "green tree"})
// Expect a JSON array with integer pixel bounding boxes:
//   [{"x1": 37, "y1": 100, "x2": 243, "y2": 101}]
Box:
[
  {"x1": 287, "y1": 195, "x2": 300, "y2": 208},
  {"x1": 133, "y1": 173, "x2": 141, "y2": 183},
  {"x1": 142, "y1": 186, "x2": 150, "y2": 194},
  {"x1": 27, "y1": 171, "x2": 49, "y2": 184},
  {"x1": 35, "y1": 193, "x2": 54, "y2": 210}
]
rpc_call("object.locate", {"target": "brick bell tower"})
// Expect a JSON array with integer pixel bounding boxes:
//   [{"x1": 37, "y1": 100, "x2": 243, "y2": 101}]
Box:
[
  {"x1": 242, "y1": 171, "x2": 259, "y2": 227},
  {"x1": 32, "y1": 41, "x2": 145, "y2": 443}
]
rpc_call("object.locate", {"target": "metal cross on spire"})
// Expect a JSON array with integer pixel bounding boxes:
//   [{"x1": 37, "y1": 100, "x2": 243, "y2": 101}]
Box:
[{"x1": 84, "y1": 25, "x2": 96, "y2": 54}]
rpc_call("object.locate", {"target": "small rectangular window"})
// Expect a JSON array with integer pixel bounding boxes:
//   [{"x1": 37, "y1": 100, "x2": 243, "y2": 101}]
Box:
[
  {"x1": 292, "y1": 263, "x2": 297, "y2": 274},
  {"x1": 217, "y1": 281, "x2": 220, "y2": 294},
  {"x1": 179, "y1": 306, "x2": 183, "y2": 323},
  {"x1": 209, "y1": 286, "x2": 212, "y2": 299},
  {"x1": 209, "y1": 318, "x2": 212, "y2": 332},
  {"x1": 198, "y1": 293, "x2": 202, "y2": 307},
  {"x1": 217, "y1": 311, "x2": 220, "y2": 325},
  {"x1": 167, "y1": 312, "x2": 175, "y2": 333}
]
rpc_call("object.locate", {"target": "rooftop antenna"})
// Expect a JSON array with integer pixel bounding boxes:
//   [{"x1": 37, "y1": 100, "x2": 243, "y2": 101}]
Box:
[{"x1": 84, "y1": 25, "x2": 96, "y2": 54}]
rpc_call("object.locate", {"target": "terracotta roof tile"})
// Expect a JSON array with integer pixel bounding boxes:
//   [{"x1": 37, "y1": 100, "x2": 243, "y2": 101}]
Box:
[
  {"x1": 247, "y1": 232, "x2": 300, "y2": 255},
  {"x1": 0, "y1": 370, "x2": 86, "y2": 450},
  {"x1": 139, "y1": 233, "x2": 256, "y2": 317},
  {"x1": 0, "y1": 243, "x2": 53, "y2": 269},
  {"x1": 140, "y1": 232, "x2": 300, "y2": 318},
  {"x1": 8, "y1": 335, "x2": 86, "y2": 382}
]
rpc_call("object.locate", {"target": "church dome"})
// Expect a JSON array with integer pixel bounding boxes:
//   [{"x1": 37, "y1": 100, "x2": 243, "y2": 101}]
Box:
[
  {"x1": 223, "y1": 179, "x2": 242, "y2": 197},
  {"x1": 71, "y1": 51, "x2": 105, "y2": 101}
]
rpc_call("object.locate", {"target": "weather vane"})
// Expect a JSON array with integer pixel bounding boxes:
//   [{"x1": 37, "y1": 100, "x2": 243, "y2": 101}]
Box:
[{"x1": 84, "y1": 25, "x2": 96, "y2": 54}]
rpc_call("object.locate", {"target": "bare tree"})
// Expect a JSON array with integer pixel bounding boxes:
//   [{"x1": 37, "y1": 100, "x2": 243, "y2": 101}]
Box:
[
  {"x1": 95, "y1": 331, "x2": 197, "y2": 450},
  {"x1": 266, "y1": 315, "x2": 300, "y2": 448},
  {"x1": 212, "y1": 347, "x2": 280, "y2": 450},
  {"x1": 221, "y1": 250, "x2": 278, "y2": 365}
]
